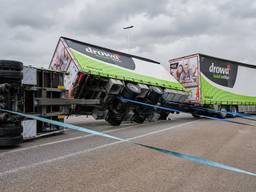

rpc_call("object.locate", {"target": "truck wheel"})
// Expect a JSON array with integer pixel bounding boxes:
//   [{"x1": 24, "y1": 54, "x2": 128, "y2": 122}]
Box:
[
  {"x1": 159, "y1": 112, "x2": 169, "y2": 120},
  {"x1": 218, "y1": 107, "x2": 227, "y2": 119},
  {"x1": 122, "y1": 83, "x2": 141, "y2": 98},
  {"x1": 0, "y1": 83, "x2": 11, "y2": 94},
  {"x1": 0, "y1": 113, "x2": 9, "y2": 122},
  {"x1": 0, "y1": 124, "x2": 23, "y2": 136},
  {"x1": 0, "y1": 60, "x2": 23, "y2": 70},
  {"x1": 106, "y1": 110, "x2": 123, "y2": 126},
  {"x1": 230, "y1": 106, "x2": 238, "y2": 118},
  {"x1": 0, "y1": 70, "x2": 23, "y2": 80},
  {"x1": 0, "y1": 135, "x2": 23, "y2": 147},
  {"x1": 147, "y1": 86, "x2": 163, "y2": 104},
  {"x1": 192, "y1": 113, "x2": 201, "y2": 118},
  {"x1": 133, "y1": 114, "x2": 146, "y2": 124}
]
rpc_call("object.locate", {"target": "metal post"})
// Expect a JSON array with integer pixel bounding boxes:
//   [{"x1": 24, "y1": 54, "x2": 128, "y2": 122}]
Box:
[{"x1": 123, "y1": 25, "x2": 134, "y2": 53}]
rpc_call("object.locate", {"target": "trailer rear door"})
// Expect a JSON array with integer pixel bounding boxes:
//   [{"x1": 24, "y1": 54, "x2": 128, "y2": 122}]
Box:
[{"x1": 169, "y1": 54, "x2": 200, "y2": 103}]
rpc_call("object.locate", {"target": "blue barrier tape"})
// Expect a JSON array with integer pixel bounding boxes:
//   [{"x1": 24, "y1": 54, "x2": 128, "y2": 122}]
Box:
[
  {"x1": 135, "y1": 143, "x2": 256, "y2": 176},
  {"x1": 118, "y1": 97, "x2": 180, "y2": 113},
  {"x1": 186, "y1": 105, "x2": 256, "y2": 121},
  {"x1": 123, "y1": 97, "x2": 256, "y2": 126},
  {"x1": 199, "y1": 115, "x2": 256, "y2": 127},
  {"x1": 119, "y1": 97, "x2": 256, "y2": 127},
  {"x1": 0, "y1": 109, "x2": 124, "y2": 142},
  {"x1": 1, "y1": 108, "x2": 256, "y2": 177},
  {"x1": 165, "y1": 100, "x2": 256, "y2": 121}
]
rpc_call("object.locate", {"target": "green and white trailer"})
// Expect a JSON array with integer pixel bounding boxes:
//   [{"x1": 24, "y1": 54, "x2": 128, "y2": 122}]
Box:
[
  {"x1": 0, "y1": 37, "x2": 189, "y2": 146},
  {"x1": 49, "y1": 37, "x2": 188, "y2": 125},
  {"x1": 169, "y1": 53, "x2": 256, "y2": 117}
]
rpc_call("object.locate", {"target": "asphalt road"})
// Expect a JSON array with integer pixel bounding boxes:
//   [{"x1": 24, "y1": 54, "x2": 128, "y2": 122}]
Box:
[{"x1": 0, "y1": 114, "x2": 256, "y2": 192}]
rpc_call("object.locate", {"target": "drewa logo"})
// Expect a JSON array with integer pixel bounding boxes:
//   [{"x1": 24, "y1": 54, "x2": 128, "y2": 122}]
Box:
[
  {"x1": 200, "y1": 56, "x2": 238, "y2": 88},
  {"x1": 65, "y1": 39, "x2": 136, "y2": 70},
  {"x1": 209, "y1": 63, "x2": 231, "y2": 75},
  {"x1": 209, "y1": 63, "x2": 231, "y2": 80},
  {"x1": 85, "y1": 47, "x2": 121, "y2": 62}
]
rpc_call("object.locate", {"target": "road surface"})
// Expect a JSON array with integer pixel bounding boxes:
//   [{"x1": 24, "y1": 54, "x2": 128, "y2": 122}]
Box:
[{"x1": 0, "y1": 114, "x2": 256, "y2": 192}]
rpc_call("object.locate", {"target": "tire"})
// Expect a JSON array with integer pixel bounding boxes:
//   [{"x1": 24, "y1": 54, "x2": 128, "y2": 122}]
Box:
[
  {"x1": 147, "y1": 86, "x2": 163, "y2": 104},
  {"x1": 122, "y1": 83, "x2": 141, "y2": 98},
  {"x1": 229, "y1": 106, "x2": 238, "y2": 118},
  {"x1": 159, "y1": 112, "x2": 169, "y2": 120},
  {"x1": 0, "y1": 113, "x2": 9, "y2": 122},
  {"x1": 218, "y1": 106, "x2": 227, "y2": 119},
  {"x1": 150, "y1": 86, "x2": 163, "y2": 95},
  {"x1": 106, "y1": 110, "x2": 123, "y2": 126},
  {"x1": 0, "y1": 135, "x2": 23, "y2": 147},
  {"x1": 0, "y1": 124, "x2": 23, "y2": 136},
  {"x1": 192, "y1": 113, "x2": 201, "y2": 118},
  {"x1": 0, "y1": 60, "x2": 23, "y2": 71},
  {"x1": 0, "y1": 70, "x2": 23, "y2": 80},
  {"x1": 133, "y1": 114, "x2": 146, "y2": 124},
  {"x1": 0, "y1": 83, "x2": 11, "y2": 94},
  {"x1": 147, "y1": 112, "x2": 161, "y2": 122}
]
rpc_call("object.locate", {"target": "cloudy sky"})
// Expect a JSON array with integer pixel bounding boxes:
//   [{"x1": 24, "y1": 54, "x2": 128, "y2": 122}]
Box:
[{"x1": 0, "y1": 0, "x2": 256, "y2": 69}]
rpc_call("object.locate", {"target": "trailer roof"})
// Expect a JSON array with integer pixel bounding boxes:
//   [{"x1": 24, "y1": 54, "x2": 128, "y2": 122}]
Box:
[
  {"x1": 169, "y1": 53, "x2": 256, "y2": 69},
  {"x1": 61, "y1": 36, "x2": 160, "y2": 64}
]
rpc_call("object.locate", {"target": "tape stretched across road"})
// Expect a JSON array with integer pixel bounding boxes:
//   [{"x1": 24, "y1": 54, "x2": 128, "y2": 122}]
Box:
[
  {"x1": 164, "y1": 100, "x2": 256, "y2": 121},
  {"x1": 119, "y1": 97, "x2": 256, "y2": 127},
  {"x1": 0, "y1": 108, "x2": 256, "y2": 177},
  {"x1": 136, "y1": 143, "x2": 256, "y2": 177}
]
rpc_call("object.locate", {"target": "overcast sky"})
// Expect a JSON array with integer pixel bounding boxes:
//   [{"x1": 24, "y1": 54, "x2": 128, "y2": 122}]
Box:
[{"x1": 0, "y1": 0, "x2": 256, "y2": 69}]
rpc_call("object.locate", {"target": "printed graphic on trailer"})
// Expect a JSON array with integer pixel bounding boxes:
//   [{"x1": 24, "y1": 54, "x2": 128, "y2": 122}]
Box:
[
  {"x1": 64, "y1": 60, "x2": 79, "y2": 91},
  {"x1": 64, "y1": 38, "x2": 181, "y2": 86},
  {"x1": 64, "y1": 39, "x2": 136, "y2": 70},
  {"x1": 50, "y1": 40, "x2": 71, "y2": 71},
  {"x1": 169, "y1": 56, "x2": 199, "y2": 88},
  {"x1": 200, "y1": 56, "x2": 238, "y2": 88}
]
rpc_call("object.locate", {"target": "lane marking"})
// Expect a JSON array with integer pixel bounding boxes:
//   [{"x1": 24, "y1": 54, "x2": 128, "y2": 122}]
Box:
[
  {"x1": 0, "y1": 122, "x2": 154, "y2": 156},
  {"x1": 0, "y1": 120, "x2": 197, "y2": 177}
]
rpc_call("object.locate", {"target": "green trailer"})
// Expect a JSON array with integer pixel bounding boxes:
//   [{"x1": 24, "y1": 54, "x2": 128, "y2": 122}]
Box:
[
  {"x1": 169, "y1": 53, "x2": 256, "y2": 117},
  {"x1": 49, "y1": 37, "x2": 188, "y2": 125}
]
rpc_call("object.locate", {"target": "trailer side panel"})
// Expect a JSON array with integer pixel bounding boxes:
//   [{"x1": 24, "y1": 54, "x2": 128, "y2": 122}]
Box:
[
  {"x1": 55, "y1": 37, "x2": 185, "y2": 91},
  {"x1": 199, "y1": 55, "x2": 256, "y2": 105}
]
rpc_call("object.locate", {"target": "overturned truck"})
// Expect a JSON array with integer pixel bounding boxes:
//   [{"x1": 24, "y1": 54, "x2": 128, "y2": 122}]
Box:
[
  {"x1": 0, "y1": 37, "x2": 188, "y2": 146},
  {"x1": 50, "y1": 37, "x2": 188, "y2": 125}
]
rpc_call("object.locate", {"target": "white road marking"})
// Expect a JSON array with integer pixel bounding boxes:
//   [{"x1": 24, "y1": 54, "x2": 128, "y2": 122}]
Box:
[
  {"x1": 0, "y1": 120, "x2": 198, "y2": 177},
  {"x1": 0, "y1": 123, "x2": 142, "y2": 156}
]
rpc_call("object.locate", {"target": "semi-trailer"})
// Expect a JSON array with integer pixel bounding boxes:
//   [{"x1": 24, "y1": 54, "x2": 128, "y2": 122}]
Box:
[
  {"x1": 169, "y1": 53, "x2": 256, "y2": 117},
  {"x1": 0, "y1": 62, "x2": 68, "y2": 146},
  {"x1": 0, "y1": 37, "x2": 188, "y2": 146},
  {"x1": 49, "y1": 37, "x2": 188, "y2": 125},
  {"x1": 2, "y1": 38, "x2": 255, "y2": 147}
]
